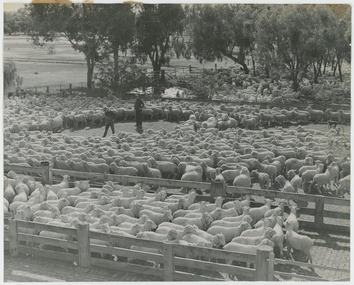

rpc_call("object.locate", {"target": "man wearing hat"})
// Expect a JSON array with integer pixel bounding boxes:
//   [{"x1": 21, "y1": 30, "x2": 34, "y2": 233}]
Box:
[
  {"x1": 134, "y1": 94, "x2": 145, "y2": 129},
  {"x1": 102, "y1": 106, "x2": 115, "y2": 137}
]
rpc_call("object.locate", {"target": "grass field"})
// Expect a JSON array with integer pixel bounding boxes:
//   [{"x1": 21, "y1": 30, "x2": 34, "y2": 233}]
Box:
[{"x1": 3, "y1": 35, "x2": 230, "y2": 89}]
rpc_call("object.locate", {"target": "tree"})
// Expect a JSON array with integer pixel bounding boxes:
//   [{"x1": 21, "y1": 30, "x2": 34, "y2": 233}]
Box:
[
  {"x1": 256, "y1": 5, "x2": 324, "y2": 92},
  {"x1": 135, "y1": 4, "x2": 185, "y2": 79},
  {"x1": 4, "y1": 61, "x2": 23, "y2": 95},
  {"x1": 27, "y1": 3, "x2": 107, "y2": 90},
  {"x1": 99, "y1": 4, "x2": 135, "y2": 91},
  {"x1": 188, "y1": 4, "x2": 256, "y2": 74}
]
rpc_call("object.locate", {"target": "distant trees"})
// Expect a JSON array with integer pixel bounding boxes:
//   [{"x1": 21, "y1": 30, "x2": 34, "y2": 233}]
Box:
[
  {"x1": 188, "y1": 4, "x2": 257, "y2": 74},
  {"x1": 4, "y1": 8, "x2": 30, "y2": 35},
  {"x1": 135, "y1": 4, "x2": 185, "y2": 79},
  {"x1": 14, "y1": 3, "x2": 351, "y2": 94}
]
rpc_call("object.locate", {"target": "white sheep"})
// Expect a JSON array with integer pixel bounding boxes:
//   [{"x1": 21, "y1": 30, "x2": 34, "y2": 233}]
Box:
[{"x1": 285, "y1": 221, "x2": 314, "y2": 263}]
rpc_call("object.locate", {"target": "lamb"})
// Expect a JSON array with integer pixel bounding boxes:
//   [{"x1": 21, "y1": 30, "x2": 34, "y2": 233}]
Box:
[
  {"x1": 113, "y1": 190, "x2": 145, "y2": 209},
  {"x1": 272, "y1": 216, "x2": 285, "y2": 258},
  {"x1": 231, "y1": 227, "x2": 275, "y2": 245},
  {"x1": 109, "y1": 162, "x2": 138, "y2": 176},
  {"x1": 222, "y1": 195, "x2": 250, "y2": 210},
  {"x1": 224, "y1": 238, "x2": 274, "y2": 256},
  {"x1": 285, "y1": 221, "x2": 314, "y2": 263},
  {"x1": 219, "y1": 201, "x2": 243, "y2": 218},
  {"x1": 284, "y1": 205, "x2": 299, "y2": 233},
  {"x1": 312, "y1": 165, "x2": 334, "y2": 192},
  {"x1": 207, "y1": 221, "x2": 251, "y2": 243},
  {"x1": 172, "y1": 212, "x2": 213, "y2": 231},
  {"x1": 336, "y1": 175, "x2": 350, "y2": 197},
  {"x1": 200, "y1": 161, "x2": 217, "y2": 182},
  {"x1": 287, "y1": 170, "x2": 302, "y2": 192},
  {"x1": 240, "y1": 218, "x2": 271, "y2": 237},
  {"x1": 188, "y1": 196, "x2": 223, "y2": 212},
  {"x1": 252, "y1": 160, "x2": 278, "y2": 186},
  {"x1": 248, "y1": 199, "x2": 272, "y2": 225},
  {"x1": 139, "y1": 208, "x2": 173, "y2": 226},
  {"x1": 285, "y1": 156, "x2": 314, "y2": 173},
  {"x1": 147, "y1": 157, "x2": 177, "y2": 179},
  {"x1": 275, "y1": 175, "x2": 296, "y2": 193},
  {"x1": 250, "y1": 170, "x2": 270, "y2": 190},
  {"x1": 230, "y1": 174, "x2": 251, "y2": 195},
  {"x1": 301, "y1": 163, "x2": 324, "y2": 187},
  {"x1": 136, "y1": 229, "x2": 180, "y2": 242},
  {"x1": 211, "y1": 215, "x2": 253, "y2": 228},
  {"x1": 182, "y1": 225, "x2": 226, "y2": 248},
  {"x1": 142, "y1": 163, "x2": 162, "y2": 179}
]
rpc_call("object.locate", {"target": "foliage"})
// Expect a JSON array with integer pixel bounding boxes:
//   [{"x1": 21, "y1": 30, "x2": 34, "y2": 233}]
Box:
[
  {"x1": 27, "y1": 4, "x2": 110, "y2": 89},
  {"x1": 95, "y1": 59, "x2": 150, "y2": 92},
  {"x1": 188, "y1": 4, "x2": 258, "y2": 74},
  {"x1": 135, "y1": 4, "x2": 185, "y2": 76},
  {"x1": 4, "y1": 8, "x2": 30, "y2": 35},
  {"x1": 4, "y1": 61, "x2": 23, "y2": 93}
]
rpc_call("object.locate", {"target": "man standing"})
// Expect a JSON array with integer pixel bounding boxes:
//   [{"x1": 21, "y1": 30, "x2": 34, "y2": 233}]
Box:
[
  {"x1": 102, "y1": 106, "x2": 115, "y2": 138},
  {"x1": 134, "y1": 94, "x2": 145, "y2": 128}
]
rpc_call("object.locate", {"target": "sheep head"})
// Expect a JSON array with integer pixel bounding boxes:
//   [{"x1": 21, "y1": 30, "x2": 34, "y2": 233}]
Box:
[
  {"x1": 211, "y1": 208, "x2": 223, "y2": 220},
  {"x1": 144, "y1": 219, "x2": 157, "y2": 231},
  {"x1": 131, "y1": 223, "x2": 143, "y2": 236},
  {"x1": 167, "y1": 229, "x2": 180, "y2": 241},
  {"x1": 240, "y1": 221, "x2": 252, "y2": 232},
  {"x1": 182, "y1": 224, "x2": 197, "y2": 236},
  {"x1": 163, "y1": 208, "x2": 173, "y2": 222},
  {"x1": 212, "y1": 234, "x2": 226, "y2": 248},
  {"x1": 201, "y1": 212, "x2": 213, "y2": 230}
]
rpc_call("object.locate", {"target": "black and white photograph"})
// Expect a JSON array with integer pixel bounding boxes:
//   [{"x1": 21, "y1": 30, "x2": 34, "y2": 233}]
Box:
[{"x1": 2, "y1": 0, "x2": 352, "y2": 282}]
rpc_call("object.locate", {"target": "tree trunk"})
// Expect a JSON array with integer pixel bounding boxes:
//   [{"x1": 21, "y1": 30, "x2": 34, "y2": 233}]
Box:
[
  {"x1": 222, "y1": 51, "x2": 249, "y2": 74},
  {"x1": 251, "y1": 55, "x2": 256, "y2": 76},
  {"x1": 333, "y1": 61, "x2": 337, "y2": 77},
  {"x1": 113, "y1": 47, "x2": 119, "y2": 90},
  {"x1": 337, "y1": 55, "x2": 343, "y2": 82},
  {"x1": 86, "y1": 57, "x2": 94, "y2": 90}
]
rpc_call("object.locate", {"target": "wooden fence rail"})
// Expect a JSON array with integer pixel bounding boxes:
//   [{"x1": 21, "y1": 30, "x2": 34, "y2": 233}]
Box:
[
  {"x1": 5, "y1": 217, "x2": 348, "y2": 281},
  {"x1": 4, "y1": 163, "x2": 350, "y2": 233},
  {"x1": 5, "y1": 218, "x2": 263, "y2": 281}
]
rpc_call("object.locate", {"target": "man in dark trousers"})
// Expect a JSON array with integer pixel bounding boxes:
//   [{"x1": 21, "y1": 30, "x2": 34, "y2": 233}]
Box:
[
  {"x1": 134, "y1": 94, "x2": 145, "y2": 129},
  {"x1": 102, "y1": 106, "x2": 115, "y2": 138}
]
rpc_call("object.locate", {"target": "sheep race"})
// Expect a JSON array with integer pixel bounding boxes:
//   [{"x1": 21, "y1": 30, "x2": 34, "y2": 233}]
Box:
[{"x1": 3, "y1": 2, "x2": 351, "y2": 283}]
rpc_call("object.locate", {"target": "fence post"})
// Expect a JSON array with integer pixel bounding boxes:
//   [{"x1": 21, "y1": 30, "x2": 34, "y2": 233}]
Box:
[
  {"x1": 9, "y1": 219, "x2": 19, "y2": 257},
  {"x1": 255, "y1": 245, "x2": 273, "y2": 281},
  {"x1": 69, "y1": 84, "x2": 72, "y2": 95},
  {"x1": 210, "y1": 179, "x2": 225, "y2": 198},
  {"x1": 215, "y1": 63, "x2": 217, "y2": 71},
  {"x1": 77, "y1": 222, "x2": 90, "y2": 268},
  {"x1": 163, "y1": 242, "x2": 174, "y2": 281},
  {"x1": 314, "y1": 196, "x2": 325, "y2": 230},
  {"x1": 41, "y1": 161, "x2": 51, "y2": 185},
  {"x1": 122, "y1": 175, "x2": 129, "y2": 186},
  {"x1": 268, "y1": 252, "x2": 274, "y2": 281},
  {"x1": 189, "y1": 65, "x2": 192, "y2": 73},
  {"x1": 47, "y1": 86, "x2": 49, "y2": 94}
]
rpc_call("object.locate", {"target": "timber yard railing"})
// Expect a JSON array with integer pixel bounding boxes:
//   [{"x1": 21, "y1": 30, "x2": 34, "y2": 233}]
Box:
[{"x1": 3, "y1": 162, "x2": 351, "y2": 281}]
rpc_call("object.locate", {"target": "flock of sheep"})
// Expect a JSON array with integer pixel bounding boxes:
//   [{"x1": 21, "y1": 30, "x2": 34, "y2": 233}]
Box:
[
  {"x1": 3, "y1": 92, "x2": 350, "y2": 279},
  {"x1": 4, "y1": 171, "x2": 314, "y2": 280},
  {"x1": 4, "y1": 94, "x2": 350, "y2": 134}
]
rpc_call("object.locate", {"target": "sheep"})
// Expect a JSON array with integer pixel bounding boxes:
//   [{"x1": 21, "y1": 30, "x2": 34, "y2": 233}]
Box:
[
  {"x1": 336, "y1": 175, "x2": 350, "y2": 197},
  {"x1": 147, "y1": 157, "x2": 177, "y2": 179},
  {"x1": 285, "y1": 221, "x2": 314, "y2": 263},
  {"x1": 248, "y1": 199, "x2": 272, "y2": 225},
  {"x1": 284, "y1": 205, "x2": 299, "y2": 233},
  {"x1": 252, "y1": 160, "x2": 278, "y2": 186},
  {"x1": 207, "y1": 221, "x2": 251, "y2": 243},
  {"x1": 139, "y1": 208, "x2": 173, "y2": 226},
  {"x1": 222, "y1": 195, "x2": 250, "y2": 210},
  {"x1": 240, "y1": 218, "x2": 271, "y2": 237},
  {"x1": 275, "y1": 175, "x2": 296, "y2": 193},
  {"x1": 109, "y1": 162, "x2": 138, "y2": 176},
  {"x1": 230, "y1": 174, "x2": 251, "y2": 195},
  {"x1": 272, "y1": 216, "x2": 285, "y2": 258},
  {"x1": 172, "y1": 212, "x2": 213, "y2": 231},
  {"x1": 250, "y1": 170, "x2": 270, "y2": 190},
  {"x1": 142, "y1": 163, "x2": 162, "y2": 179},
  {"x1": 211, "y1": 215, "x2": 253, "y2": 228},
  {"x1": 312, "y1": 165, "x2": 334, "y2": 192},
  {"x1": 231, "y1": 227, "x2": 276, "y2": 245},
  {"x1": 285, "y1": 156, "x2": 314, "y2": 173},
  {"x1": 182, "y1": 224, "x2": 226, "y2": 248}
]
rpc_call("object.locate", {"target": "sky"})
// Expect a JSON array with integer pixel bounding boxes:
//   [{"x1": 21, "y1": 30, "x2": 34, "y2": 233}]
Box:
[{"x1": 4, "y1": 3, "x2": 26, "y2": 12}]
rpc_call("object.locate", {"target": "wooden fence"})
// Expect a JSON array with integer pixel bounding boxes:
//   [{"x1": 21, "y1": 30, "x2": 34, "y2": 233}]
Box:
[
  {"x1": 4, "y1": 162, "x2": 350, "y2": 234},
  {"x1": 4, "y1": 216, "x2": 266, "y2": 281},
  {"x1": 4, "y1": 215, "x2": 350, "y2": 282},
  {"x1": 3, "y1": 163, "x2": 351, "y2": 281}
]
